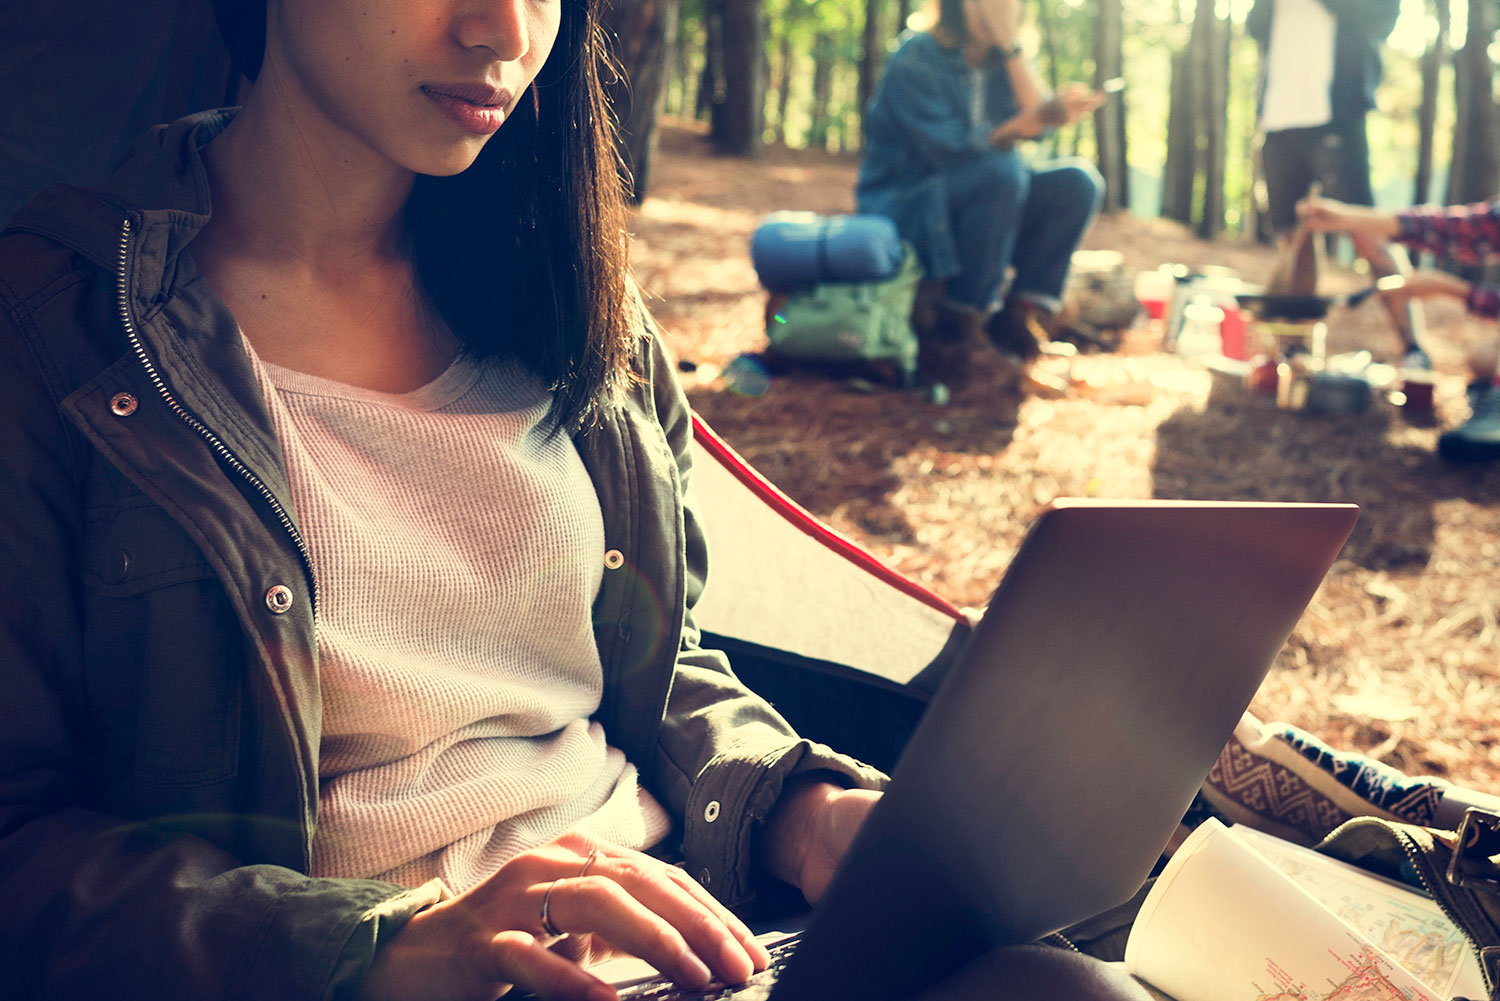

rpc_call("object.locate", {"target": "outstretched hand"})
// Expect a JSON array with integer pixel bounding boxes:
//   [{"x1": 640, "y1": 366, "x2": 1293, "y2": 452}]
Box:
[
  {"x1": 357, "y1": 833, "x2": 771, "y2": 1001},
  {"x1": 1373, "y1": 270, "x2": 1471, "y2": 308},
  {"x1": 1296, "y1": 195, "x2": 1400, "y2": 240}
]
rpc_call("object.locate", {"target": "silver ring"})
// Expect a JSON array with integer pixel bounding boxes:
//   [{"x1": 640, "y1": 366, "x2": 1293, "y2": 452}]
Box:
[
  {"x1": 539, "y1": 879, "x2": 564, "y2": 938},
  {"x1": 578, "y1": 847, "x2": 600, "y2": 879}
]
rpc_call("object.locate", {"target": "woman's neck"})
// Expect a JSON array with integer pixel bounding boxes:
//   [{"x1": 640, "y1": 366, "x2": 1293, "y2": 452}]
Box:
[
  {"x1": 201, "y1": 83, "x2": 414, "y2": 270},
  {"x1": 193, "y1": 81, "x2": 460, "y2": 394}
]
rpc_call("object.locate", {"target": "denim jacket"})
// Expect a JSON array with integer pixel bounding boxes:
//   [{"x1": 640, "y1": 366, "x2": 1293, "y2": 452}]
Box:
[
  {"x1": 856, "y1": 31, "x2": 1024, "y2": 281},
  {"x1": 0, "y1": 110, "x2": 883, "y2": 1000}
]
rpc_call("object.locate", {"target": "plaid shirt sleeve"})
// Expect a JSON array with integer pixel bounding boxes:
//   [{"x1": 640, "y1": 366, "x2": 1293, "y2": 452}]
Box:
[
  {"x1": 1395, "y1": 201, "x2": 1500, "y2": 264},
  {"x1": 1465, "y1": 282, "x2": 1500, "y2": 320}
]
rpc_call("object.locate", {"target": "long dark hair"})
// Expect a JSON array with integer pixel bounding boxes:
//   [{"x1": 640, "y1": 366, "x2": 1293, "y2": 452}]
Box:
[
  {"x1": 211, "y1": 0, "x2": 633, "y2": 433},
  {"x1": 933, "y1": 0, "x2": 971, "y2": 45}
]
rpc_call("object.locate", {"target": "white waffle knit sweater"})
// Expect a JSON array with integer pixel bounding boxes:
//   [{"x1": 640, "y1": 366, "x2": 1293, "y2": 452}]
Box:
[{"x1": 245, "y1": 343, "x2": 670, "y2": 892}]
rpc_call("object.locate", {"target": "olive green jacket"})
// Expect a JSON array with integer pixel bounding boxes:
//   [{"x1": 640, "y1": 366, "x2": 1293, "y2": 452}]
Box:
[{"x1": 0, "y1": 111, "x2": 883, "y2": 1000}]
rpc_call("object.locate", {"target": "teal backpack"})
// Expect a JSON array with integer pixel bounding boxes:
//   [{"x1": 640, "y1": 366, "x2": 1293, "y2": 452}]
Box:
[{"x1": 763, "y1": 246, "x2": 923, "y2": 387}]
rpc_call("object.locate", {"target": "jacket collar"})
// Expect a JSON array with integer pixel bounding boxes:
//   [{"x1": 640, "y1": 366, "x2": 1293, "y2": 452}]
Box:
[{"x1": 8, "y1": 110, "x2": 230, "y2": 314}]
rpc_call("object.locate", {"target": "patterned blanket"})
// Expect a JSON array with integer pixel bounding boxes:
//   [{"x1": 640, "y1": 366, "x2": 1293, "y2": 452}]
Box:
[{"x1": 1198, "y1": 712, "x2": 1500, "y2": 844}]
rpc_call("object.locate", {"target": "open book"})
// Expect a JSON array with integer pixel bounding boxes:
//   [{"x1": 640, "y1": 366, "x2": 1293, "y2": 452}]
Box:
[{"x1": 1124, "y1": 819, "x2": 1487, "y2": 1001}]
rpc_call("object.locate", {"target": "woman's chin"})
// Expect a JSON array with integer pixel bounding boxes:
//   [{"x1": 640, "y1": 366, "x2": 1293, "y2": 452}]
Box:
[{"x1": 415, "y1": 143, "x2": 489, "y2": 178}]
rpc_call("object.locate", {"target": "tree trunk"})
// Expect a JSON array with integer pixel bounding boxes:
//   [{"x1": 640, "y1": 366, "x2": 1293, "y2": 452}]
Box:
[
  {"x1": 1196, "y1": 2, "x2": 1228, "y2": 239},
  {"x1": 1449, "y1": 0, "x2": 1500, "y2": 204},
  {"x1": 1092, "y1": 0, "x2": 1128, "y2": 212},
  {"x1": 668, "y1": 9, "x2": 694, "y2": 117},
  {"x1": 1415, "y1": 0, "x2": 1450, "y2": 205},
  {"x1": 858, "y1": 0, "x2": 885, "y2": 138},
  {"x1": 808, "y1": 32, "x2": 835, "y2": 151},
  {"x1": 698, "y1": 0, "x2": 725, "y2": 132},
  {"x1": 600, "y1": 0, "x2": 681, "y2": 203},
  {"x1": 896, "y1": 0, "x2": 912, "y2": 35},
  {"x1": 1163, "y1": 47, "x2": 1196, "y2": 224},
  {"x1": 714, "y1": 0, "x2": 765, "y2": 156},
  {"x1": 772, "y1": 31, "x2": 793, "y2": 146}
]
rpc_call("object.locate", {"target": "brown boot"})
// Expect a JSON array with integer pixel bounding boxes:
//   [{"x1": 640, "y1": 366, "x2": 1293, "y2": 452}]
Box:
[
  {"x1": 919, "y1": 303, "x2": 984, "y2": 389},
  {"x1": 910, "y1": 278, "x2": 948, "y2": 341},
  {"x1": 987, "y1": 301, "x2": 1054, "y2": 360}
]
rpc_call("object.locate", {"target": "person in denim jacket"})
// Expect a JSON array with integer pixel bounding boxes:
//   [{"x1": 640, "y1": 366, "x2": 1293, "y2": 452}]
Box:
[{"x1": 857, "y1": 0, "x2": 1105, "y2": 384}]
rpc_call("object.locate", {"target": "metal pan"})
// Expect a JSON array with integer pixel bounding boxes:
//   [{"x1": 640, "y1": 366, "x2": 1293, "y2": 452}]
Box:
[{"x1": 1236, "y1": 285, "x2": 1381, "y2": 321}]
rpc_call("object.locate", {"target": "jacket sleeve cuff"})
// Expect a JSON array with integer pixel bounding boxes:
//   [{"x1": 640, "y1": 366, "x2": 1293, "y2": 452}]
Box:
[
  {"x1": 310, "y1": 878, "x2": 452, "y2": 1000},
  {"x1": 1466, "y1": 281, "x2": 1500, "y2": 320},
  {"x1": 679, "y1": 738, "x2": 886, "y2": 911}
]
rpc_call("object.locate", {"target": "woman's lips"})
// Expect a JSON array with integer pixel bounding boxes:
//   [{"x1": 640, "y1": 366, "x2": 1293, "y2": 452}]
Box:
[{"x1": 422, "y1": 85, "x2": 510, "y2": 135}]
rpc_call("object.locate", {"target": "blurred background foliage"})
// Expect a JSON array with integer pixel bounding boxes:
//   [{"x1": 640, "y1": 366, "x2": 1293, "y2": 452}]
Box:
[{"x1": 604, "y1": 0, "x2": 1497, "y2": 241}]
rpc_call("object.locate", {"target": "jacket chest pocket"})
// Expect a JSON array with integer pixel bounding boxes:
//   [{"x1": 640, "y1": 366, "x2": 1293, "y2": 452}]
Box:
[{"x1": 82, "y1": 495, "x2": 242, "y2": 787}]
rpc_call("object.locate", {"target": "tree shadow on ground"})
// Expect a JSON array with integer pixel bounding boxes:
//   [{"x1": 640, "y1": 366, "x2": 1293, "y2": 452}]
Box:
[
  {"x1": 1151, "y1": 382, "x2": 1500, "y2": 571},
  {"x1": 687, "y1": 351, "x2": 1026, "y2": 545}
]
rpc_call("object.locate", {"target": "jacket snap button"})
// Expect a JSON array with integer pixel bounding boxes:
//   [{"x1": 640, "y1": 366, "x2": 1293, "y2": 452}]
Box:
[
  {"x1": 697, "y1": 868, "x2": 711, "y2": 887},
  {"x1": 100, "y1": 549, "x2": 131, "y2": 585},
  {"x1": 109, "y1": 392, "x2": 138, "y2": 417},
  {"x1": 603, "y1": 549, "x2": 625, "y2": 570},
  {"x1": 264, "y1": 585, "x2": 294, "y2": 614},
  {"x1": 703, "y1": 800, "x2": 720, "y2": 823}
]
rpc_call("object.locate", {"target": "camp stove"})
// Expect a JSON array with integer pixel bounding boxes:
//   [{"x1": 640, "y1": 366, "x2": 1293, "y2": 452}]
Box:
[
  {"x1": 1250, "y1": 318, "x2": 1327, "y2": 366},
  {"x1": 1247, "y1": 319, "x2": 1327, "y2": 410}
]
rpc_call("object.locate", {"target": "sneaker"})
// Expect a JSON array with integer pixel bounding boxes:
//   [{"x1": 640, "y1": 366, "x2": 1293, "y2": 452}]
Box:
[
  {"x1": 1468, "y1": 378, "x2": 1493, "y2": 411},
  {"x1": 1400, "y1": 345, "x2": 1432, "y2": 372},
  {"x1": 1438, "y1": 382, "x2": 1500, "y2": 462}
]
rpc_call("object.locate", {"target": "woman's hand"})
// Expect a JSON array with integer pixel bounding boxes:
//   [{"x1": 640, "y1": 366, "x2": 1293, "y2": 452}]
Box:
[
  {"x1": 991, "y1": 82, "x2": 1105, "y2": 147},
  {"x1": 1296, "y1": 195, "x2": 1400, "y2": 241},
  {"x1": 1050, "y1": 82, "x2": 1108, "y2": 125},
  {"x1": 357, "y1": 833, "x2": 770, "y2": 1001},
  {"x1": 758, "y1": 777, "x2": 882, "y2": 905}
]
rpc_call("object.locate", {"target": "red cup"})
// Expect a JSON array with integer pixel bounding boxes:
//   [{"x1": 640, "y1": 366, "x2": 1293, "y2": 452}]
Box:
[
  {"x1": 1218, "y1": 305, "x2": 1248, "y2": 360},
  {"x1": 1401, "y1": 374, "x2": 1435, "y2": 414}
]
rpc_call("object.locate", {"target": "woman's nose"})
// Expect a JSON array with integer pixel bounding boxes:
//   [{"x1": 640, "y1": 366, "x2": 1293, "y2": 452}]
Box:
[{"x1": 454, "y1": 0, "x2": 530, "y2": 61}]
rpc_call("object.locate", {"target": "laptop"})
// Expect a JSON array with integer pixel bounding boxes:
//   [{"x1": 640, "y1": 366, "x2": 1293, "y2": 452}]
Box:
[{"x1": 607, "y1": 499, "x2": 1360, "y2": 1001}]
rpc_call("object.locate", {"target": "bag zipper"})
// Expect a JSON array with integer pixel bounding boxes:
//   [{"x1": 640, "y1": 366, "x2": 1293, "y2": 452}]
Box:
[
  {"x1": 115, "y1": 217, "x2": 320, "y2": 614},
  {"x1": 1327, "y1": 816, "x2": 1497, "y2": 998}
]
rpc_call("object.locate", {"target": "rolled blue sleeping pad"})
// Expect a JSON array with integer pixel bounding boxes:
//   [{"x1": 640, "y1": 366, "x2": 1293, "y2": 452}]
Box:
[{"x1": 750, "y1": 211, "x2": 906, "y2": 293}]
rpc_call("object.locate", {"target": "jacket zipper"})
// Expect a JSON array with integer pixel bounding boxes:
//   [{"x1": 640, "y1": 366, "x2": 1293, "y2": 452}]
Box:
[
  {"x1": 1042, "y1": 931, "x2": 1081, "y2": 953},
  {"x1": 115, "y1": 217, "x2": 320, "y2": 614},
  {"x1": 1327, "y1": 816, "x2": 1495, "y2": 997}
]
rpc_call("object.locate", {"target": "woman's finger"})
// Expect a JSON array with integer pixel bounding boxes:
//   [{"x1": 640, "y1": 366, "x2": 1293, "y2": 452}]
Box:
[
  {"x1": 562, "y1": 845, "x2": 770, "y2": 973},
  {"x1": 661, "y1": 863, "x2": 772, "y2": 968},
  {"x1": 586, "y1": 850, "x2": 769, "y2": 976},
  {"x1": 536, "y1": 875, "x2": 721, "y2": 990},
  {"x1": 485, "y1": 930, "x2": 619, "y2": 1001}
]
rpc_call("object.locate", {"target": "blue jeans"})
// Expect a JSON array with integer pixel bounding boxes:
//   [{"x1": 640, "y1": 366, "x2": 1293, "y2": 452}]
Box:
[{"x1": 943, "y1": 154, "x2": 1103, "y2": 314}]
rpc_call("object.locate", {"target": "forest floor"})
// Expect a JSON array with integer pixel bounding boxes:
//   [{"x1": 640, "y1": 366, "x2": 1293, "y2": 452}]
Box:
[{"x1": 629, "y1": 117, "x2": 1500, "y2": 792}]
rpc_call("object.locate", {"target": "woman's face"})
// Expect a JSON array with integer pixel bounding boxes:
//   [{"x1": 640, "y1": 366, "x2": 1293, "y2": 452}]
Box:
[
  {"x1": 261, "y1": 0, "x2": 563, "y2": 177},
  {"x1": 961, "y1": 0, "x2": 1017, "y2": 47}
]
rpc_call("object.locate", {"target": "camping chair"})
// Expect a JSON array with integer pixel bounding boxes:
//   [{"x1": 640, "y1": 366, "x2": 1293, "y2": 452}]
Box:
[
  {"x1": 687, "y1": 413, "x2": 1500, "y2": 833},
  {"x1": 688, "y1": 414, "x2": 969, "y2": 775}
]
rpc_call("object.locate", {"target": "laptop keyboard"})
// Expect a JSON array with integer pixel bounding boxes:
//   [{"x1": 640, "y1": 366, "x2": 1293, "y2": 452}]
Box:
[{"x1": 616, "y1": 934, "x2": 801, "y2": 1001}]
